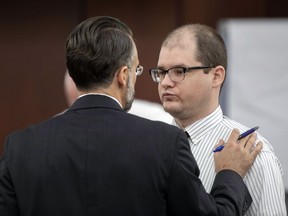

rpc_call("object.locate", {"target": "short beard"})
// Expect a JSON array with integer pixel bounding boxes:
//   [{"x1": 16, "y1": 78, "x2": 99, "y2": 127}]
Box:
[{"x1": 123, "y1": 74, "x2": 135, "y2": 112}]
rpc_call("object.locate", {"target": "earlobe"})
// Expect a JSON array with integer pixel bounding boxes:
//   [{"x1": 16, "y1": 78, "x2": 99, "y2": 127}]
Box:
[{"x1": 212, "y1": 66, "x2": 225, "y2": 87}]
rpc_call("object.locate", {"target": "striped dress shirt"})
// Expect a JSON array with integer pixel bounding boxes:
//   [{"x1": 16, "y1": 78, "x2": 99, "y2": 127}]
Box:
[{"x1": 173, "y1": 106, "x2": 287, "y2": 216}]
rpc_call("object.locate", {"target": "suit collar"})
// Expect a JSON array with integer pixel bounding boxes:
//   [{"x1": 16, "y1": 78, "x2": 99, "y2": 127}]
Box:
[{"x1": 68, "y1": 94, "x2": 123, "y2": 112}]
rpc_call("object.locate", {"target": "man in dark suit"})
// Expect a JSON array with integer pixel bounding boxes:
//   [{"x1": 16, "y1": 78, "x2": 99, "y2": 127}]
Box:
[{"x1": 0, "y1": 16, "x2": 262, "y2": 216}]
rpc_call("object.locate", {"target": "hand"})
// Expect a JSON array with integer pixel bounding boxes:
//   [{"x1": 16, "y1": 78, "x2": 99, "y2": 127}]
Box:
[{"x1": 214, "y1": 129, "x2": 263, "y2": 178}]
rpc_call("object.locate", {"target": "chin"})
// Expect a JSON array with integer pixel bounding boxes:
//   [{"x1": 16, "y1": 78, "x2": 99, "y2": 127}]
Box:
[
  {"x1": 163, "y1": 103, "x2": 175, "y2": 113},
  {"x1": 164, "y1": 101, "x2": 181, "y2": 113}
]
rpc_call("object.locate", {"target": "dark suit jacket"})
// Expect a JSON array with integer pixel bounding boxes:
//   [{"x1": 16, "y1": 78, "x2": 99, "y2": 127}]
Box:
[{"x1": 0, "y1": 95, "x2": 251, "y2": 216}]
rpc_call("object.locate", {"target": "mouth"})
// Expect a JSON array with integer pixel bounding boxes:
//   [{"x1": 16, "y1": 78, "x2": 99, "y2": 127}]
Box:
[{"x1": 162, "y1": 92, "x2": 175, "y2": 100}]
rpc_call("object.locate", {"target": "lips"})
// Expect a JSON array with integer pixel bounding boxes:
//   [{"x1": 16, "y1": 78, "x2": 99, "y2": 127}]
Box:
[
  {"x1": 163, "y1": 92, "x2": 173, "y2": 96},
  {"x1": 162, "y1": 92, "x2": 175, "y2": 100}
]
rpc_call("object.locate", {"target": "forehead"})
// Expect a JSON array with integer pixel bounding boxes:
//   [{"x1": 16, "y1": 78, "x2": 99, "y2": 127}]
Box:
[{"x1": 157, "y1": 42, "x2": 197, "y2": 68}]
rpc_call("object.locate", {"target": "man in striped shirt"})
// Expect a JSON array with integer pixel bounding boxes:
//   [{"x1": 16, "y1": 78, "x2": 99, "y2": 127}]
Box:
[{"x1": 149, "y1": 24, "x2": 287, "y2": 215}]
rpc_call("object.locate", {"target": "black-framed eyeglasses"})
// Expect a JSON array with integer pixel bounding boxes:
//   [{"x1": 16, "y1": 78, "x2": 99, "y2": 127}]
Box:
[
  {"x1": 149, "y1": 66, "x2": 214, "y2": 82},
  {"x1": 136, "y1": 65, "x2": 144, "y2": 76}
]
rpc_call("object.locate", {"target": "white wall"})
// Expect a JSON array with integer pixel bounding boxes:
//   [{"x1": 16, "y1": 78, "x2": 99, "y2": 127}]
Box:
[{"x1": 218, "y1": 19, "x2": 288, "y2": 189}]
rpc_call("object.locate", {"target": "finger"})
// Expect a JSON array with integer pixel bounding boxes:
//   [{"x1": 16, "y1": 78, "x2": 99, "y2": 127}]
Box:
[
  {"x1": 243, "y1": 133, "x2": 257, "y2": 150},
  {"x1": 226, "y1": 129, "x2": 240, "y2": 145},
  {"x1": 250, "y1": 142, "x2": 263, "y2": 158},
  {"x1": 236, "y1": 131, "x2": 256, "y2": 151}
]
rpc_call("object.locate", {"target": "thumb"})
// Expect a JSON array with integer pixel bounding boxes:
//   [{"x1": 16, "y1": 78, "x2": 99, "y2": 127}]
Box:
[{"x1": 214, "y1": 139, "x2": 225, "y2": 148}]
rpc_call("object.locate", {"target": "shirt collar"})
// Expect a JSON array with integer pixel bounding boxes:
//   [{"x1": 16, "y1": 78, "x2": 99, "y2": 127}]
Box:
[{"x1": 173, "y1": 106, "x2": 223, "y2": 144}]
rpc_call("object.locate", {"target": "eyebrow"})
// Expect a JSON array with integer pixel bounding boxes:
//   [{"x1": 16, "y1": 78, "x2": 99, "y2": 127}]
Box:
[{"x1": 157, "y1": 64, "x2": 188, "y2": 70}]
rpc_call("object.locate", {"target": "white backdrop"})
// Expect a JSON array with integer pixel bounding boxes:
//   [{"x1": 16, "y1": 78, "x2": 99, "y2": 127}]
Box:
[{"x1": 218, "y1": 19, "x2": 288, "y2": 190}]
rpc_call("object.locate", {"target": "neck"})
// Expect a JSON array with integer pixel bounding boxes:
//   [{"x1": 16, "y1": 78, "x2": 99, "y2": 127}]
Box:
[
  {"x1": 174, "y1": 104, "x2": 219, "y2": 129},
  {"x1": 79, "y1": 85, "x2": 125, "y2": 108},
  {"x1": 174, "y1": 114, "x2": 205, "y2": 129}
]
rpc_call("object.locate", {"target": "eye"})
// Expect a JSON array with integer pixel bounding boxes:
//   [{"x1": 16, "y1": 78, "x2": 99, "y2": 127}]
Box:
[
  {"x1": 158, "y1": 70, "x2": 166, "y2": 76},
  {"x1": 171, "y1": 67, "x2": 184, "y2": 75}
]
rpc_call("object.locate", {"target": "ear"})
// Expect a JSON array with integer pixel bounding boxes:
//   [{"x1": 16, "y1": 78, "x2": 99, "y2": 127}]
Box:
[
  {"x1": 211, "y1": 65, "x2": 225, "y2": 88},
  {"x1": 116, "y1": 66, "x2": 129, "y2": 87}
]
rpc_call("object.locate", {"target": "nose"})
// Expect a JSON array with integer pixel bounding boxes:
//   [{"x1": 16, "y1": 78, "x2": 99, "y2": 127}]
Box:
[{"x1": 159, "y1": 72, "x2": 175, "y2": 88}]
